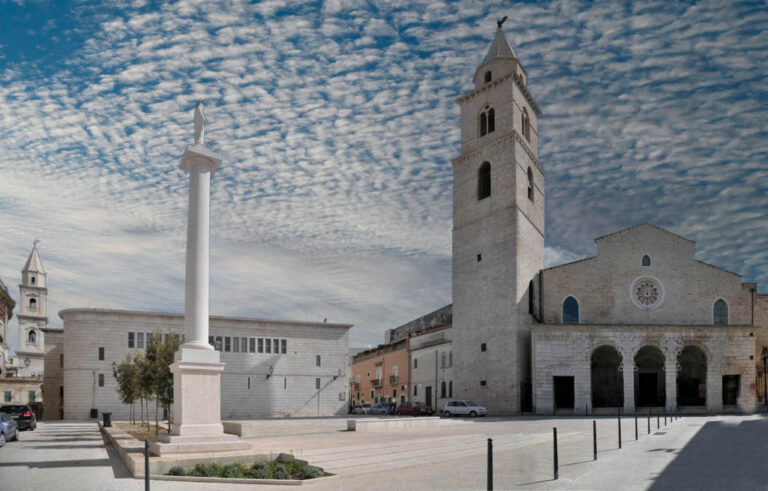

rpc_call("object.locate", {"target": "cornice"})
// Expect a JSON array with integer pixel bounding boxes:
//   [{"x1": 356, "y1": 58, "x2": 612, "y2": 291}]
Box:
[
  {"x1": 456, "y1": 72, "x2": 542, "y2": 116},
  {"x1": 452, "y1": 133, "x2": 545, "y2": 177}
]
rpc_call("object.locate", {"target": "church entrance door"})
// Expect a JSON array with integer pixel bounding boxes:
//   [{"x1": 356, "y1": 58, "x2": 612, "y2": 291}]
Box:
[
  {"x1": 591, "y1": 346, "x2": 623, "y2": 408},
  {"x1": 722, "y1": 375, "x2": 740, "y2": 406},
  {"x1": 635, "y1": 346, "x2": 665, "y2": 407},
  {"x1": 677, "y1": 345, "x2": 707, "y2": 406},
  {"x1": 553, "y1": 376, "x2": 574, "y2": 409}
]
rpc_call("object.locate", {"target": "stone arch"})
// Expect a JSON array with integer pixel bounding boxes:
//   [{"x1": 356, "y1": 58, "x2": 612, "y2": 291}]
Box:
[
  {"x1": 677, "y1": 345, "x2": 707, "y2": 407},
  {"x1": 634, "y1": 345, "x2": 666, "y2": 407},
  {"x1": 591, "y1": 345, "x2": 623, "y2": 408}
]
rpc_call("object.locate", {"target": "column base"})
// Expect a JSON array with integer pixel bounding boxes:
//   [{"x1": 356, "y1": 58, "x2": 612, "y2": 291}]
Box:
[{"x1": 150, "y1": 434, "x2": 251, "y2": 456}]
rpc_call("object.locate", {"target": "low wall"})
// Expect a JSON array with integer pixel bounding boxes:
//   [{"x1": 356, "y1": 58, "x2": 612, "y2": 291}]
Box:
[{"x1": 346, "y1": 417, "x2": 462, "y2": 432}]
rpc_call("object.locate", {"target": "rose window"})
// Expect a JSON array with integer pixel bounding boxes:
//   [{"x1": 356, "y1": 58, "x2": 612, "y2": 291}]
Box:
[
  {"x1": 635, "y1": 281, "x2": 659, "y2": 306},
  {"x1": 630, "y1": 276, "x2": 664, "y2": 310}
]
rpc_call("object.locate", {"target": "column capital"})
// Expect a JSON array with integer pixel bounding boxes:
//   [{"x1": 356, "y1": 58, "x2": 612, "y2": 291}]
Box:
[{"x1": 180, "y1": 144, "x2": 223, "y2": 174}]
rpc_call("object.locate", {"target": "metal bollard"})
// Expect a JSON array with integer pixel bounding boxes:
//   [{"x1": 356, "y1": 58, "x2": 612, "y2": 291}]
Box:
[
  {"x1": 593, "y1": 420, "x2": 597, "y2": 461},
  {"x1": 618, "y1": 413, "x2": 622, "y2": 449},
  {"x1": 635, "y1": 415, "x2": 638, "y2": 440},
  {"x1": 144, "y1": 440, "x2": 150, "y2": 491},
  {"x1": 647, "y1": 409, "x2": 651, "y2": 434},
  {"x1": 487, "y1": 438, "x2": 493, "y2": 491},
  {"x1": 657, "y1": 415, "x2": 660, "y2": 429},
  {"x1": 664, "y1": 413, "x2": 667, "y2": 426},
  {"x1": 553, "y1": 428, "x2": 559, "y2": 480}
]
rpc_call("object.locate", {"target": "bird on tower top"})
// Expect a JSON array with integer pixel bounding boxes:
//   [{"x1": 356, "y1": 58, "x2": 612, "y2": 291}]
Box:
[{"x1": 194, "y1": 102, "x2": 207, "y2": 146}]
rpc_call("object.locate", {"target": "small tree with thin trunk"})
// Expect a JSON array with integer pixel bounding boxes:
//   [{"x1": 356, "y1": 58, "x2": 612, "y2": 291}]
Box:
[
  {"x1": 156, "y1": 332, "x2": 181, "y2": 434},
  {"x1": 112, "y1": 356, "x2": 138, "y2": 424}
]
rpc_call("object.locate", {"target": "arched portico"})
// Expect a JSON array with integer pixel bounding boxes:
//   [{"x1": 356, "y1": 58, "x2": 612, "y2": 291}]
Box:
[
  {"x1": 677, "y1": 345, "x2": 707, "y2": 407},
  {"x1": 635, "y1": 346, "x2": 666, "y2": 408},
  {"x1": 591, "y1": 345, "x2": 623, "y2": 408}
]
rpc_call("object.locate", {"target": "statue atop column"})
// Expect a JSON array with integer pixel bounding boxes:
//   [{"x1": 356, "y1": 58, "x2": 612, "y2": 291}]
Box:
[{"x1": 194, "y1": 101, "x2": 207, "y2": 146}]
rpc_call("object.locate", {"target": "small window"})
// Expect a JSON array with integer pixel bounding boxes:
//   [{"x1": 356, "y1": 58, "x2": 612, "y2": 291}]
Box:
[
  {"x1": 563, "y1": 296, "x2": 579, "y2": 324},
  {"x1": 522, "y1": 107, "x2": 531, "y2": 141},
  {"x1": 242, "y1": 337, "x2": 247, "y2": 352},
  {"x1": 449, "y1": 381, "x2": 453, "y2": 397},
  {"x1": 265, "y1": 339, "x2": 271, "y2": 354},
  {"x1": 316, "y1": 355, "x2": 322, "y2": 367},
  {"x1": 478, "y1": 162, "x2": 491, "y2": 200},
  {"x1": 29, "y1": 298, "x2": 37, "y2": 310},
  {"x1": 284, "y1": 377, "x2": 287, "y2": 389},
  {"x1": 281, "y1": 339, "x2": 287, "y2": 354},
  {"x1": 137, "y1": 332, "x2": 144, "y2": 349},
  {"x1": 484, "y1": 70, "x2": 491, "y2": 83},
  {"x1": 28, "y1": 330, "x2": 36, "y2": 344},
  {"x1": 642, "y1": 255, "x2": 651, "y2": 267},
  {"x1": 481, "y1": 343, "x2": 487, "y2": 352},
  {"x1": 128, "y1": 332, "x2": 134, "y2": 348},
  {"x1": 258, "y1": 338, "x2": 264, "y2": 353},
  {"x1": 414, "y1": 358, "x2": 418, "y2": 369},
  {"x1": 224, "y1": 337, "x2": 231, "y2": 352},
  {"x1": 59, "y1": 353, "x2": 63, "y2": 368},
  {"x1": 146, "y1": 333, "x2": 153, "y2": 347},
  {"x1": 248, "y1": 376, "x2": 251, "y2": 389},
  {"x1": 233, "y1": 337, "x2": 239, "y2": 353},
  {"x1": 98, "y1": 374, "x2": 104, "y2": 387},
  {"x1": 59, "y1": 386, "x2": 63, "y2": 397},
  {"x1": 527, "y1": 167, "x2": 534, "y2": 202},
  {"x1": 477, "y1": 253, "x2": 482, "y2": 262},
  {"x1": 98, "y1": 347, "x2": 104, "y2": 361},
  {"x1": 441, "y1": 352, "x2": 447, "y2": 368},
  {"x1": 414, "y1": 385, "x2": 418, "y2": 396},
  {"x1": 4, "y1": 391, "x2": 11, "y2": 402},
  {"x1": 480, "y1": 380, "x2": 487, "y2": 387},
  {"x1": 441, "y1": 381, "x2": 446, "y2": 398},
  {"x1": 714, "y1": 299, "x2": 728, "y2": 325},
  {"x1": 31, "y1": 276, "x2": 35, "y2": 285},
  {"x1": 28, "y1": 391, "x2": 36, "y2": 402},
  {"x1": 316, "y1": 378, "x2": 321, "y2": 390},
  {"x1": 250, "y1": 338, "x2": 256, "y2": 353},
  {"x1": 449, "y1": 351, "x2": 452, "y2": 367}
]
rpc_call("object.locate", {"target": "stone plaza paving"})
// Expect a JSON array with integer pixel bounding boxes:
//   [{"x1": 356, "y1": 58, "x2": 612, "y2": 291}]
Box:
[{"x1": 1, "y1": 415, "x2": 767, "y2": 490}]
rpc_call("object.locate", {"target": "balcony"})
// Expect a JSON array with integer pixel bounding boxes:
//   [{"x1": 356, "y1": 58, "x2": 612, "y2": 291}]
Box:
[
  {"x1": 371, "y1": 379, "x2": 382, "y2": 387},
  {"x1": 353, "y1": 382, "x2": 360, "y2": 390},
  {"x1": 389, "y1": 375, "x2": 399, "y2": 384}
]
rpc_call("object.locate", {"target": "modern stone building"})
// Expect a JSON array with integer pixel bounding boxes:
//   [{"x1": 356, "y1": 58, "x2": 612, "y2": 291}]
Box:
[{"x1": 53, "y1": 308, "x2": 351, "y2": 420}]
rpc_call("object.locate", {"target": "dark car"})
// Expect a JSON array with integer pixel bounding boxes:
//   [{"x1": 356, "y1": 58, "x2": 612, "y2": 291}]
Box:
[
  {"x1": 0, "y1": 413, "x2": 19, "y2": 446},
  {"x1": 396, "y1": 401, "x2": 434, "y2": 416},
  {"x1": 0, "y1": 405, "x2": 37, "y2": 431}
]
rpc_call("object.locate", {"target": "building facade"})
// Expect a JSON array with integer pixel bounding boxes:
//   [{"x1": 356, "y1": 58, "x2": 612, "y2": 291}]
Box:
[
  {"x1": 54, "y1": 309, "x2": 351, "y2": 420},
  {"x1": 0, "y1": 278, "x2": 15, "y2": 377},
  {"x1": 350, "y1": 339, "x2": 409, "y2": 406},
  {"x1": 410, "y1": 324, "x2": 453, "y2": 410}
]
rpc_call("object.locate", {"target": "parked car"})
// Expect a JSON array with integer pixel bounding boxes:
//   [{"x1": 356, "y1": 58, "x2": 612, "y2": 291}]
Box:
[
  {"x1": 368, "y1": 403, "x2": 389, "y2": 415},
  {"x1": 442, "y1": 400, "x2": 487, "y2": 417},
  {"x1": 0, "y1": 413, "x2": 19, "y2": 447},
  {"x1": 0, "y1": 405, "x2": 37, "y2": 431},
  {"x1": 396, "y1": 402, "x2": 434, "y2": 416},
  {"x1": 353, "y1": 404, "x2": 371, "y2": 415}
]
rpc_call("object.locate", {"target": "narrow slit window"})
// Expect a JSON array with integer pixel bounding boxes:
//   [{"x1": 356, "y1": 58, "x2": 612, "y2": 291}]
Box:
[{"x1": 478, "y1": 162, "x2": 491, "y2": 200}]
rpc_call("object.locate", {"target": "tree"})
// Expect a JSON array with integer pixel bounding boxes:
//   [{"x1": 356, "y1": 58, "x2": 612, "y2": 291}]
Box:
[
  {"x1": 134, "y1": 352, "x2": 153, "y2": 430},
  {"x1": 155, "y1": 333, "x2": 181, "y2": 434}
]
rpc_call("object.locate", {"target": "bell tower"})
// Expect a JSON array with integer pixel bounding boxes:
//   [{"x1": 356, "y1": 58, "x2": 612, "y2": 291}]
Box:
[
  {"x1": 451, "y1": 21, "x2": 544, "y2": 414},
  {"x1": 16, "y1": 241, "x2": 47, "y2": 377}
]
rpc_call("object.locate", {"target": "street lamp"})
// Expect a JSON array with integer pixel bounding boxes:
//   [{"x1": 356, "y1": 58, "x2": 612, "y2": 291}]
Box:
[{"x1": 761, "y1": 348, "x2": 768, "y2": 405}]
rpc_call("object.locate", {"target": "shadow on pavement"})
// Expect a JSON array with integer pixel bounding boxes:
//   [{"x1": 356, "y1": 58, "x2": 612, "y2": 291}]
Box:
[
  {"x1": 0, "y1": 458, "x2": 113, "y2": 469},
  {"x1": 650, "y1": 417, "x2": 768, "y2": 490}
]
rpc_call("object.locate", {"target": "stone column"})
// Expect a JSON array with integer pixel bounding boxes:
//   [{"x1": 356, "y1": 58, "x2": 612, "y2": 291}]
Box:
[
  {"x1": 706, "y1": 360, "x2": 723, "y2": 413},
  {"x1": 621, "y1": 359, "x2": 636, "y2": 414},
  {"x1": 151, "y1": 104, "x2": 248, "y2": 455}
]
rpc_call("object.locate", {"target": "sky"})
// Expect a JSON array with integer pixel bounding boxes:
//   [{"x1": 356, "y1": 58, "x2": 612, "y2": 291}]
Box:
[{"x1": 0, "y1": 0, "x2": 767, "y2": 351}]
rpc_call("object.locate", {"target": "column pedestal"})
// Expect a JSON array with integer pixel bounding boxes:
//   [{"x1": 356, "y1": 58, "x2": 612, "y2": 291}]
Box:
[
  {"x1": 665, "y1": 362, "x2": 677, "y2": 413},
  {"x1": 150, "y1": 349, "x2": 250, "y2": 455}
]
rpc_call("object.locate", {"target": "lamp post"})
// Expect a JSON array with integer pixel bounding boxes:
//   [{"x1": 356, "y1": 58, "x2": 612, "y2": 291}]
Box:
[{"x1": 761, "y1": 348, "x2": 768, "y2": 405}]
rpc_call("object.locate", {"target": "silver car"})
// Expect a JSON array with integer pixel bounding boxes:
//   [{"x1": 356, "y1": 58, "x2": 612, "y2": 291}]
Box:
[
  {"x1": 442, "y1": 400, "x2": 488, "y2": 417},
  {"x1": 0, "y1": 413, "x2": 19, "y2": 447}
]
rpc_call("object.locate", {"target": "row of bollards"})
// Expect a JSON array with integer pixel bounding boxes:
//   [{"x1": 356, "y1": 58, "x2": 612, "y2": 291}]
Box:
[{"x1": 486, "y1": 412, "x2": 682, "y2": 487}]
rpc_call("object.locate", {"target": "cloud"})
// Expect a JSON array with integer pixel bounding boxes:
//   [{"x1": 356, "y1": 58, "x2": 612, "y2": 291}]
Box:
[{"x1": 0, "y1": 0, "x2": 767, "y2": 352}]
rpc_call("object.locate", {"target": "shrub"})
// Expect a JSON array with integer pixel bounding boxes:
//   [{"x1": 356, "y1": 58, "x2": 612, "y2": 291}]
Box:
[
  {"x1": 220, "y1": 463, "x2": 247, "y2": 478},
  {"x1": 249, "y1": 462, "x2": 268, "y2": 479},
  {"x1": 301, "y1": 464, "x2": 324, "y2": 479},
  {"x1": 167, "y1": 466, "x2": 185, "y2": 476},
  {"x1": 169, "y1": 459, "x2": 326, "y2": 480}
]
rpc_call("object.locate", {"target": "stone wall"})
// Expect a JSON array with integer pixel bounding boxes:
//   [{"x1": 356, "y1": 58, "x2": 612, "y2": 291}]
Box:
[{"x1": 41, "y1": 328, "x2": 63, "y2": 420}]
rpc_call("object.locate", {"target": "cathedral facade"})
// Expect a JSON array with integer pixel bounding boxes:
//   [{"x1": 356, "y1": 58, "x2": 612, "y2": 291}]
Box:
[{"x1": 451, "y1": 26, "x2": 764, "y2": 415}]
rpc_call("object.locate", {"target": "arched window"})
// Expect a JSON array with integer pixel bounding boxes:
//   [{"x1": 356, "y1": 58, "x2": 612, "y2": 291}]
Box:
[
  {"x1": 441, "y1": 381, "x2": 447, "y2": 398},
  {"x1": 642, "y1": 255, "x2": 651, "y2": 267},
  {"x1": 563, "y1": 296, "x2": 579, "y2": 324},
  {"x1": 30, "y1": 276, "x2": 35, "y2": 285},
  {"x1": 522, "y1": 108, "x2": 531, "y2": 141},
  {"x1": 28, "y1": 330, "x2": 36, "y2": 344},
  {"x1": 527, "y1": 167, "x2": 534, "y2": 202},
  {"x1": 479, "y1": 105, "x2": 495, "y2": 137},
  {"x1": 478, "y1": 162, "x2": 491, "y2": 200},
  {"x1": 714, "y1": 299, "x2": 728, "y2": 325},
  {"x1": 29, "y1": 298, "x2": 37, "y2": 310},
  {"x1": 484, "y1": 71, "x2": 492, "y2": 83}
]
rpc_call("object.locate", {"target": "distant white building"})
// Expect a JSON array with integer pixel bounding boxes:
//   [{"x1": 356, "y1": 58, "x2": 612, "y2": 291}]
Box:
[
  {"x1": 53, "y1": 308, "x2": 351, "y2": 420},
  {"x1": 409, "y1": 324, "x2": 452, "y2": 411}
]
